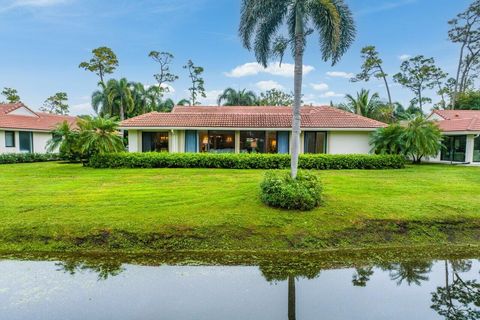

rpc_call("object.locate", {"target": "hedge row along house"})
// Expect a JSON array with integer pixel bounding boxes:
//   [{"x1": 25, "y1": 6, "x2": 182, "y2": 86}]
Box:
[
  {"x1": 427, "y1": 110, "x2": 480, "y2": 164},
  {"x1": 0, "y1": 103, "x2": 76, "y2": 154},
  {"x1": 119, "y1": 106, "x2": 387, "y2": 155}
]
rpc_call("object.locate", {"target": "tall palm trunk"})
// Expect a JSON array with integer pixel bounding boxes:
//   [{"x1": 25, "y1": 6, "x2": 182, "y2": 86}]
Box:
[{"x1": 291, "y1": 8, "x2": 304, "y2": 179}]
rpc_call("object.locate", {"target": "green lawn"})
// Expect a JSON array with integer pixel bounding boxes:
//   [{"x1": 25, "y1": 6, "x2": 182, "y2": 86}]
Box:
[{"x1": 0, "y1": 162, "x2": 479, "y2": 253}]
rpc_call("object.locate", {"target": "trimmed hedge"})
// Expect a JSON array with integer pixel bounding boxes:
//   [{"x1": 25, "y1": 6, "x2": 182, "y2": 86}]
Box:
[
  {"x1": 260, "y1": 170, "x2": 323, "y2": 211},
  {"x1": 89, "y1": 152, "x2": 405, "y2": 170},
  {"x1": 0, "y1": 153, "x2": 60, "y2": 165}
]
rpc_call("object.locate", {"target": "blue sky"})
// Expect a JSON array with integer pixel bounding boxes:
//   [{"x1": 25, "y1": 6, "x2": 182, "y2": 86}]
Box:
[{"x1": 0, "y1": 0, "x2": 473, "y2": 115}]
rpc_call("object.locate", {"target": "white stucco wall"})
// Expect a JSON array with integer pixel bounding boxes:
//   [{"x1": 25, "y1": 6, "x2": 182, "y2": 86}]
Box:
[
  {"x1": 128, "y1": 130, "x2": 140, "y2": 152},
  {"x1": 0, "y1": 130, "x2": 54, "y2": 154},
  {"x1": 327, "y1": 131, "x2": 372, "y2": 155}
]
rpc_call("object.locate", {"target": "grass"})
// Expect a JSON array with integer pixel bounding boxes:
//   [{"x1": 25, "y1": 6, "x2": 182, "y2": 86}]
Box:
[{"x1": 0, "y1": 162, "x2": 479, "y2": 253}]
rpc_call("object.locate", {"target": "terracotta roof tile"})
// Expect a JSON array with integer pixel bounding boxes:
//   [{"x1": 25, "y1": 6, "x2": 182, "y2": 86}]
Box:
[
  {"x1": 0, "y1": 103, "x2": 77, "y2": 131},
  {"x1": 121, "y1": 106, "x2": 386, "y2": 129},
  {"x1": 431, "y1": 110, "x2": 480, "y2": 132}
]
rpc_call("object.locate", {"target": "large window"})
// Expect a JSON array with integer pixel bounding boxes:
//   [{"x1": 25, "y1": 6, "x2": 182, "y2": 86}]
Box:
[
  {"x1": 441, "y1": 135, "x2": 467, "y2": 162},
  {"x1": 474, "y1": 136, "x2": 480, "y2": 163},
  {"x1": 240, "y1": 131, "x2": 266, "y2": 153},
  {"x1": 142, "y1": 132, "x2": 169, "y2": 152},
  {"x1": 199, "y1": 131, "x2": 235, "y2": 153},
  {"x1": 19, "y1": 131, "x2": 33, "y2": 153},
  {"x1": 304, "y1": 132, "x2": 326, "y2": 154},
  {"x1": 5, "y1": 131, "x2": 15, "y2": 148}
]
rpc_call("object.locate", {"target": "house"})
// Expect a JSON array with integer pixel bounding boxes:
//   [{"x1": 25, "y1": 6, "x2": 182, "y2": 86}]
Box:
[
  {"x1": 120, "y1": 106, "x2": 386, "y2": 155},
  {"x1": 427, "y1": 110, "x2": 480, "y2": 164},
  {"x1": 0, "y1": 103, "x2": 77, "y2": 154}
]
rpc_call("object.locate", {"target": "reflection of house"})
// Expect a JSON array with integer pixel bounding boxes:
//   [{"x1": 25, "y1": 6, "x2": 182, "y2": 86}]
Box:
[
  {"x1": 120, "y1": 106, "x2": 386, "y2": 155},
  {"x1": 427, "y1": 110, "x2": 480, "y2": 164},
  {"x1": 0, "y1": 103, "x2": 76, "y2": 154}
]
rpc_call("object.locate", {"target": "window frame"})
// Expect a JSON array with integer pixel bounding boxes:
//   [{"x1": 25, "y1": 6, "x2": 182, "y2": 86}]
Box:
[
  {"x1": 303, "y1": 131, "x2": 327, "y2": 154},
  {"x1": 5, "y1": 131, "x2": 15, "y2": 148}
]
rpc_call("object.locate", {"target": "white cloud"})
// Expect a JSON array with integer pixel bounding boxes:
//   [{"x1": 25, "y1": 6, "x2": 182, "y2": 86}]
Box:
[
  {"x1": 225, "y1": 62, "x2": 315, "y2": 78},
  {"x1": 320, "y1": 91, "x2": 344, "y2": 98},
  {"x1": 199, "y1": 89, "x2": 223, "y2": 106},
  {"x1": 399, "y1": 54, "x2": 412, "y2": 61},
  {"x1": 310, "y1": 82, "x2": 329, "y2": 91},
  {"x1": 326, "y1": 71, "x2": 354, "y2": 79},
  {"x1": 70, "y1": 102, "x2": 94, "y2": 116},
  {"x1": 0, "y1": 0, "x2": 69, "y2": 12},
  {"x1": 256, "y1": 80, "x2": 284, "y2": 91}
]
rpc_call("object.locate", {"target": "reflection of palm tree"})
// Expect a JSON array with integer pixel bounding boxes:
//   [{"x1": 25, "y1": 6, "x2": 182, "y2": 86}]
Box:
[
  {"x1": 431, "y1": 260, "x2": 480, "y2": 319},
  {"x1": 388, "y1": 261, "x2": 432, "y2": 286},
  {"x1": 55, "y1": 258, "x2": 125, "y2": 281},
  {"x1": 352, "y1": 267, "x2": 374, "y2": 287},
  {"x1": 288, "y1": 275, "x2": 296, "y2": 320}
]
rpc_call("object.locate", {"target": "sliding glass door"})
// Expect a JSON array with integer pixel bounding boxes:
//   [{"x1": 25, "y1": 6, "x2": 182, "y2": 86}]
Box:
[
  {"x1": 142, "y1": 132, "x2": 169, "y2": 152},
  {"x1": 199, "y1": 131, "x2": 235, "y2": 153},
  {"x1": 441, "y1": 135, "x2": 467, "y2": 162},
  {"x1": 19, "y1": 131, "x2": 33, "y2": 153}
]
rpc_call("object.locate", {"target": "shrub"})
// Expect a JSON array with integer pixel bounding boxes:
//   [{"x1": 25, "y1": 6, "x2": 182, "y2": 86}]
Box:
[
  {"x1": 0, "y1": 153, "x2": 60, "y2": 165},
  {"x1": 260, "y1": 171, "x2": 323, "y2": 211},
  {"x1": 89, "y1": 153, "x2": 405, "y2": 170}
]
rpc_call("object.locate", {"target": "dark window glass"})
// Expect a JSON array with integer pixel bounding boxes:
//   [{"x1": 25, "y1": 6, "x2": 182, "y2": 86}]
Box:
[
  {"x1": 142, "y1": 132, "x2": 169, "y2": 152},
  {"x1": 5, "y1": 131, "x2": 15, "y2": 147},
  {"x1": 474, "y1": 136, "x2": 480, "y2": 163},
  {"x1": 304, "y1": 132, "x2": 327, "y2": 154},
  {"x1": 441, "y1": 135, "x2": 467, "y2": 162},
  {"x1": 199, "y1": 131, "x2": 235, "y2": 153},
  {"x1": 240, "y1": 131, "x2": 266, "y2": 154},
  {"x1": 19, "y1": 131, "x2": 33, "y2": 153}
]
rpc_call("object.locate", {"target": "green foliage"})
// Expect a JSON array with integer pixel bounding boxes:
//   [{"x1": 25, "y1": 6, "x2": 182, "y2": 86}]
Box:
[
  {"x1": 260, "y1": 170, "x2": 323, "y2": 211},
  {"x1": 393, "y1": 55, "x2": 447, "y2": 109},
  {"x1": 371, "y1": 116, "x2": 443, "y2": 163},
  {"x1": 338, "y1": 89, "x2": 391, "y2": 122},
  {"x1": 89, "y1": 152, "x2": 405, "y2": 170},
  {"x1": 47, "y1": 120, "x2": 82, "y2": 160},
  {"x1": 77, "y1": 116, "x2": 125, "y2": 157},
  {"x1": 455, "y1": 90, "x2": 480, "y2": 110},
  {"x1": 239, "y1": 0, "x2": 356, "y2": 67},
  {"x1": 148, "y1": 51, "x2": 178, "y2": 92},
  {"x1": 1, "y1": 87, "x2": 20, "y2": 103},
  {"x1": 183, "y1": 60, "x2": 206, "y2": 105},
  {"x1": 47, "y1": 116, "x2": 124, "y2": 163},
  {"x1": 352, "y1": 45, "x2": 392, "y2": 106},
  {"x1": 79, "y1": 46, "x2": 119, "y2": 83},
  {"x1": 370, "y1": 124, "x2": 405, "y2": 155},
  {"x1": 40, "y1": 92, "x2": 69, "y2": 115},
  {"x1": 217, "y1": 88, "x2": 258, "y2": 106},
  {"x1": 258, "y1": 89, "x2": 294, "y2": 106},
  {"x1": 92, "y1": 78, "x2": 134, "y2": 120},
  {"x1": 0, "y1": 153, "x2": 59, "y2": 164}
]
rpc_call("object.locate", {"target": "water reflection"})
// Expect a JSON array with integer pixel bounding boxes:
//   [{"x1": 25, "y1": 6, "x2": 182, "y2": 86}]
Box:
[{"x1": 0, "y1": 255, "x2": 479, "y2": 320}]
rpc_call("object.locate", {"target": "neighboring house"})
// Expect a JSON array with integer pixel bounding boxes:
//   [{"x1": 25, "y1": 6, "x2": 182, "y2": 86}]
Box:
[
  {"x1": 120, "y1": 106, "x2": 386, "y2": 155},
  {"x1": 0, "y1": 103, "x2": 77, "y2": 154},
  {"x1": 427, "y1": 110, "x2": 480, "y2": 164}
]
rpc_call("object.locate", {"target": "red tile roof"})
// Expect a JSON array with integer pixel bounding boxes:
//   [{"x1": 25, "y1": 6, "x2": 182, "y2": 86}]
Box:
[
  {"x1": 0, "y1": 103, "x2": 77, "y2": 131},
  {"x1": 120, "y1": 106, "x2": 386, "y2": 129},
  {"x1": 431, "y1": 110, "x2": 480, "y2": 132}
]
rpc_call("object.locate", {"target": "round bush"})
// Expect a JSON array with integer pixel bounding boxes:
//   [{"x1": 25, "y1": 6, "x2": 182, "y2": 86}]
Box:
[{"x1": 260, "y1": 170, "x2": 323, "y2": 211}]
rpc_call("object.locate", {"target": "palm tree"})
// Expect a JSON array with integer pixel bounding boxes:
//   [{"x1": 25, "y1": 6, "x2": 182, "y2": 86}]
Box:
[
  {"x1": 91, "y1": 82, "x2": 109, "y2": 116},
  {"x1": 239, "y1": 0, "x2": 355, "y2": 178},
  {"x1": 78, "y1": 116, "x2": 125, "y2": 156},
  {"x1": 217, "y1": 88, "x2": 258, "y2": 106},
  {"x1": 129, "y1": 82, "x2": 162, "y2": 116},
  {"x1": 156, "y1": 98, "x2": 191, "y2": 112},
  {"x1": 47, "y1": 120, "x2": 81, "y2": 160},
  {"x1": 105, "y1": 78, "x2": 134, "y2": 121},
  {"x1": 340, "y1": 89, "x2": 385, "y2": 119}
]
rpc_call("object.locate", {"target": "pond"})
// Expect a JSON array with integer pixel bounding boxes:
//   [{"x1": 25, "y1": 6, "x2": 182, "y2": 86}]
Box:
[{"x1": 0, "y1": 252, "x2": 479, "y2": 320}]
